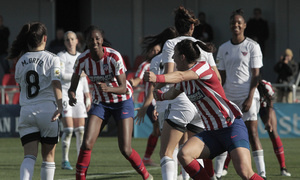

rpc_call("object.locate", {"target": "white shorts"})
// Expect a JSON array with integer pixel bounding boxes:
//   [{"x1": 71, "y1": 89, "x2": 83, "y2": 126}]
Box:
[
  {"x1": 18, "y1": 101, "x2": 59, "y2": 138},
  {"x1": 164, "y1": 94, "x2": 204, "y2": 129},
  {"x1": 231, "y1": 97, "x2": 260, "y2": 121},
  {"x1": 62, "y1": 100, "x2": 87, "y2": 118}
]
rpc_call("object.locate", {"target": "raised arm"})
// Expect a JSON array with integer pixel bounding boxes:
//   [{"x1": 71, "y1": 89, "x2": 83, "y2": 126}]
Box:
[{"x1": 144, "y1": 70, "x2": 198, "y2": 84}]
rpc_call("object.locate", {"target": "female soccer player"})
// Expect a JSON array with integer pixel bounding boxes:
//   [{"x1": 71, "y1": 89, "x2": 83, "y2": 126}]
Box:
[
  {"x1": 68, "y1": 25, "x2": 152, "y2": 180},
  {"x1": 215, "y1": 9, "x2": 266, "y2": 179},
  {"x1": 130, "y1": 27, "x2": 178, "y2": 167},
  {"x1": 144, "y1": 39, "x2": 263, "y2": 180},
  {"x1": 221, "y1": 78, "x2": 292, "y2": 177},
  {"x1": 155, "y1": 6, "x2": 217, "y2": 180},
  {"x1": 8, "y1": 22, "x2": 62, "y2": 180},
  {"x1": 258, "y1": 79, "x2": 291, "y2": 176},
  {"x1": 58, "y1": 31, "x2": 91, "y2": 170}
]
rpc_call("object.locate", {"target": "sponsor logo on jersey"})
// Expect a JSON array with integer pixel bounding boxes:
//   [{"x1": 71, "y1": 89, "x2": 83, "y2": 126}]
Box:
[
  {"x1": 89, "y1": 73, "x2": 114, "y2": 82},
  {"x1": 187, "y1": 89, "x2": 205, "y2": 102}
]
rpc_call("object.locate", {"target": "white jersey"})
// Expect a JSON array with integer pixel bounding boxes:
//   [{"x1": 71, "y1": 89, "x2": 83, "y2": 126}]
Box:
[
  {"x1": 15, "y1": 51, "x2": 61, "y2": 106},
  {"x1": 150, "y1": 54, "x2": 168, "y2": 113},
  {"x1": 216, "y1": 37, "x2": 263, "y2": 100},
  {"x1": 58, "y1": 50, "x2": 89, "y2": 103}
]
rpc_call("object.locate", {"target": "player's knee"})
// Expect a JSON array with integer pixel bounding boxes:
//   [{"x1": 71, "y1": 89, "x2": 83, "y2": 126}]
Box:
[
  {"x1": 64, "y1": 127, "x2": 73, "y2": 136},
  {"x1": 119, "y1": 146, "x2": 132, "y2": 158}
]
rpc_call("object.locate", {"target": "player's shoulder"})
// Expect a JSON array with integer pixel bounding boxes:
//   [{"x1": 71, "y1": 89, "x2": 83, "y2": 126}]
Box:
[
  {"x1": 44, "y1": 50, "x2": 59, "y2": 57},
  {"x1": 245, "y1": 37, "x2": 259, "y2": 46}
]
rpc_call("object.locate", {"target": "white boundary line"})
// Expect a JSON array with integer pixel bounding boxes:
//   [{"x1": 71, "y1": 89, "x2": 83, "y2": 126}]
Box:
[{"x1": 58, "y1": 166, "x2": 161, "y2": 180}]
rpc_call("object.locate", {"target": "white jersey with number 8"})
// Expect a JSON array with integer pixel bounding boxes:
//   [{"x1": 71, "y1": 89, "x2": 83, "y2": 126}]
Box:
[{"x1": 15, "y1": 50, "x2": 61, "y2": 106}]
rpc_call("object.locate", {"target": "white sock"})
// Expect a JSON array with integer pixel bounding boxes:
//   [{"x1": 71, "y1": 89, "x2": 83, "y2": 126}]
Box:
[
  {"x1": 252, "y1": 150, "x2": 266, "y2": 177},
  {"x1": 161, "y1": 156, "x2": 175, "y2": 180},
  {"x1": 20, "y1": 155, "x2": 36, "y2": 180},
  {"x1": 173, "y1": 147, "x2": 178, "y2": 179},
  {"x1": 74, "y1": 126, "x2": 84, "y2": 156},
  {"x1": 61, "y1": 127, "x2": 73, "y2": 162},
  {"x1": 214, "y1": 152, "x2": 227, "y2": 177},
  {"x1": 41, "y1": 161, "x2": 55, "y2": 180}
]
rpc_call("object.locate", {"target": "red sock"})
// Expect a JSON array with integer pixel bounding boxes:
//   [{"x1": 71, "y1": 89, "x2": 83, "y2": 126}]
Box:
[
  {"x1": 224, "y1": 154, "x2": 231, "y2": 169},
  {"x1": 126, "y1": 148, "x2": 149, "y2": 180},
  {"x1": 76, "y1": 149, "x2": 92, "y2": 180},
  {"x1": 184, "y1": 159, "x2": 210, "y2": 180},
  {"x1": 249, "y1": 173, "x2": 264, "y2": 180},
  {"x1": 271, "y1": 136, "x2": 286, "y2": 168},
  {"x1": 203, "y1": 159, "x2": 214, "y2": 177},
  {"x1": 144, "y1": 134, "x2": 158, "y2": 159}
]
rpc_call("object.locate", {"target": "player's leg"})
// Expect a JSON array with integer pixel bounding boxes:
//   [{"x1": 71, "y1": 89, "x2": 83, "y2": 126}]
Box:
[
  {"x1": 118, "y1": 116, "x2": 152, "y2": 180},
  {"x1": 20, "y1": 140, "x2": 39, "y2": 180},
  {"x1": 177, "y1": 135, "x2": 211, "y2": 180},
  {"x1": 230, "y1": 147, "x2": 263, "y2": 180},
  {"x1": 240, "y1": 97, "x2": 266, "y2": 179},
  {"x1": 222, "y1": 153, "x2": 231, "y2": 176},
  {"x1": 159, "y1": 120, "x2": 184, "y2": 180},
  {"x1": 41, "y1": 143, "x2": 57, "y2": 180},
  {"x1": 61, "y1": 116, "x2": 74, "y2": 170},
  {"x1": 19, "y1": 106, "x2": 41, "y2": 180},
  {"x1": 214, "y1": 151, "x2": 228, "y2": 178},
  {"x1": 74, "y1": 117, "x2": 85, "y2": 156},
  {"x1": 261, "y1": 107, "x2": 291, "y2": 176},
  {"x1": 143, "y1": 105, "x2": 160, "y2": 166},
  {"x1": 116, "y1": 98, "x2": 152, "y2": 180},
  {"x1": 73, "y1": 102, "x2": 87, "y2": 157},
  {"x1": 245, "y1": 120, "x2": 266, "y2": 178},
  {"x1": 76, "y1": 104, "x2": 104, "y2": 180}
]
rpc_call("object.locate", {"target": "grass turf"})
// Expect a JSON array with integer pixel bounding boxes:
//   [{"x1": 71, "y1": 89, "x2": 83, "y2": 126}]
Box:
[{"x1": 0, "y1": 137, "x2": 299, "y2": 179}]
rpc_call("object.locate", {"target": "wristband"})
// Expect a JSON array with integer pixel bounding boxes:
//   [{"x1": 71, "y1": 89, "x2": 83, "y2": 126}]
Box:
[{"x1": 156, "y1": 75, "x2": 165, "y2": 83}]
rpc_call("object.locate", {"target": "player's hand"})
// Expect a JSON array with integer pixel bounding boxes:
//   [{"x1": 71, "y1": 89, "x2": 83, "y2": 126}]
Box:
[
  {"x1": 242, "y1": 97, "x2": 252, "y2": 112},
  {"x1": 264, "y1": 121, "x2": 273, "y2": 132},
  {"x1": 68, "y1": 90, "x2": 77, "y2": 106},
  {"x1": 144, "y1": 71, "x2": 157, "y2": 83},
  {"x1": 134, "y1": 106, "x2": 147, "y2": 125},
  {"x1": 153, "y1": 89, "x2": 164, "y2": 101},
  {"x1": 152, "y1": 109, "x2": 158, "y2": 121},
  {"x1": 98, "y1": 82, "x2": 109, "y2": 92},
  {"x1": 51, "y1": 108, "x2": 62, "y2": 122}
]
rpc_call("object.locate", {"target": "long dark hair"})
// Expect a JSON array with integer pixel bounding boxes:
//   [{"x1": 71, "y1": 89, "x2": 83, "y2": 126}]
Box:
[
  {"x1": 141, "y1": 27, "x2": 178, "y2": 55},
  {"x1": 175, "y1": 39, "x2": 216, "y2": 63},
  {"x1": 7, "y1": 22, "x2": 47, "y2": 60},
  {"x1": 174, "y1": 6, "x2": 199, "y2": 35}
]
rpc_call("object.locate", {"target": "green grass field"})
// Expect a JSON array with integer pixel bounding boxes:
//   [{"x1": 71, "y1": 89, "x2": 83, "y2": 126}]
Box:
[{"x1": 0, "y1": 137, "x2": 299, "y2": 180}]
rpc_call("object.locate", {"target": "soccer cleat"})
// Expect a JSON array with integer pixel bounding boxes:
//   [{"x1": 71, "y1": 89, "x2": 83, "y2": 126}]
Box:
[
  {"x1": 146, "y1": 173, "x2": 153, "y2": 180},
  {"x1": 142, "y1": 159, "x2": 159, "y2": 166},
  {"x1": 210, "y1": 174, "x2": 218, "y2": 180},
  {"x1": 281, "y1": 168, "x2": 291, "y2": 176},
  {"x1": 61, "y1": 161, "x2": 73, "y2": 170},
  {"x1": 222, "y1": 168, "x2": 228, "y2": 176}
]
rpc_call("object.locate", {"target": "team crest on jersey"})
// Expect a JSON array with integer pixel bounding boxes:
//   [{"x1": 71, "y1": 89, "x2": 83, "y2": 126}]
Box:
[
  {"x1": 242, "y1": 51, "x2": 248, "y2": 56},
  {"x1": 103, "y1": 64, "x2": 109, "y2": 71}
]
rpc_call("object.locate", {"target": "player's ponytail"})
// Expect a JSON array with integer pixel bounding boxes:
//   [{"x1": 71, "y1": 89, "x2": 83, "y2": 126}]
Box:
[{"x1": 7, "y1": 22, "x2": 47, "y2": 60}]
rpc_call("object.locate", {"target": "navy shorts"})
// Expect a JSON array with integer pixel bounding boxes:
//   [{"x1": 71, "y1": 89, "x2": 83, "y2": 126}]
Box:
[
  {"x1": 195, "y1": 118, "x2": 250, "y2": 159},
  {"x1": 89, "y1": 97, "x2": 134, "y2": 124}
]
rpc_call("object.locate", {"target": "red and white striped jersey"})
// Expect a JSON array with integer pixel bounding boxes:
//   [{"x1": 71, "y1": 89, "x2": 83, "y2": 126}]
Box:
[
  {"x1": 73, "y1": 47, "x2": 133, "y2": 104},
  {"x1": 135, "y1": 61, "x2": 155, "y2": 105},
  {"x1": 258, "y1": 80, "x2": 275, "y2": 107},
  {"x1": 175, "y1": 61, "x2": 242, "y2": 131}
]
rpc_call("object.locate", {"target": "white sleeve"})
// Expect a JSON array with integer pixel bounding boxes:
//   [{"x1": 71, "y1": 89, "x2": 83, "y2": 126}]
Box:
[
  {"x1": 216, "y1": 46, "x2": 225, "y2": 70},
  {"x1": 52, "y1": 56, "x2": 62, "y2": 81},
  {"x1": 250, "y1": 43, "x2": 263, "y2": 68},
  {"x1": 161, "y1": 40, "x2": 175, "y2": 65}
]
